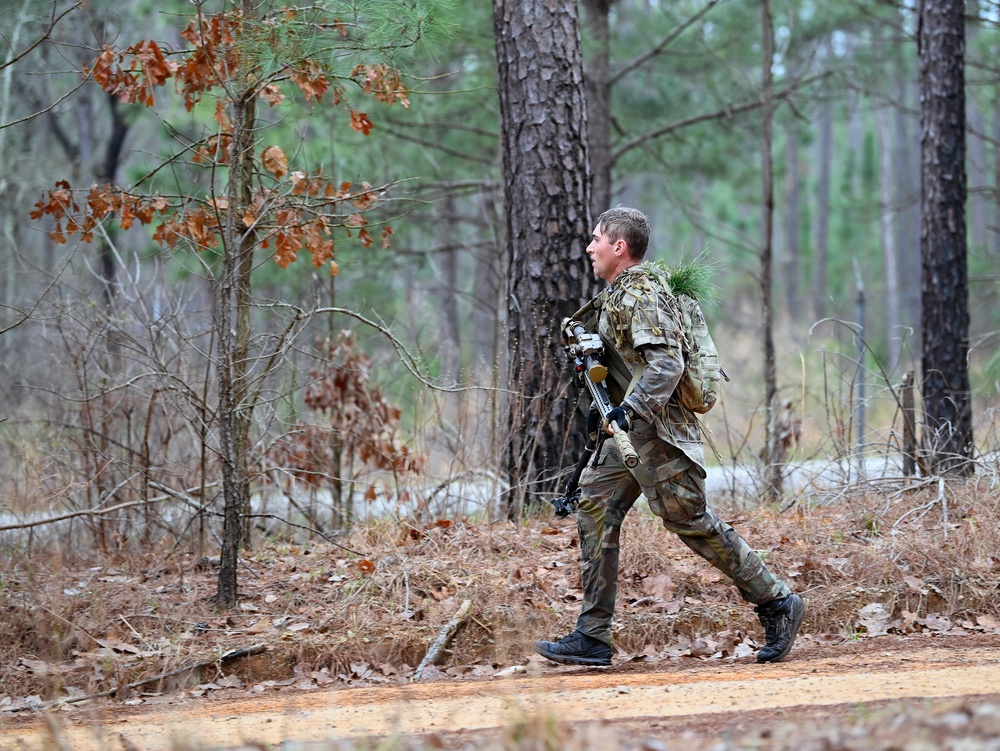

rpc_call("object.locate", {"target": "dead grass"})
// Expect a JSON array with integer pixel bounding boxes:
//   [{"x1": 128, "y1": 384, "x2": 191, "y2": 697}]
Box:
[{"x1": 2, "y1": 478, "x2": 1000, "y2": 710}]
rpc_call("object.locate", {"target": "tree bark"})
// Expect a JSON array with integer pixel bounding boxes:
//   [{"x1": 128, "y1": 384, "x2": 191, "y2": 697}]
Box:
[
  {"x1": 471, "y1": 190, "x2": 504, "y2": 382},
  {"x1": 233, "y1": 87, "x2": 257, "y2": 548},
  {"x1": 94, "y1": 93, "x2": 129, "y2": 308},
  {"x1": 436, "y1": 196, "x2": 463, "y2": 384},
  {"x1": 812, "y1": 40, "x2": 833, "y2": 324},
  {"x1": 918, "y1": 0, "x2": 973, "y2": 475},
  {"x1": 876, "y1": 103, "x2": 902, "y2": 371},
  {"x1": 994, "y1": 96, "x2": 1000, "y2": 257},
  {"x1": 493, "y1": 0, "x2": 596, "y2": 514},
  {"x1": 965, "y1": 0, "x2": 989, "y2": 253},
  {"x1": 760, "y1": 0, "x2": 781, "y2": 502},
  {"x1": 583, "y1": 0, "x2": 613, "y2": 214},
  {"x1": 782, "y1": 117, "x2": 801, "y2": 322},
  {"x1": 872, "y1": 51, "x2": 902, "y2": 372},
  {"x1": 217, "y1": 23, "x2": 259, "y2": 607},
  {"x1": 891, "y1": 15, "x2": 921, "y2": 350}
]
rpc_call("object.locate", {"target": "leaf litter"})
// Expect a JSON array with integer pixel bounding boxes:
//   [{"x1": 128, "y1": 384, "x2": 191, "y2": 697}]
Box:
[{"x1": 2, "y1": 480, "x2": 1000, "y2": 723}]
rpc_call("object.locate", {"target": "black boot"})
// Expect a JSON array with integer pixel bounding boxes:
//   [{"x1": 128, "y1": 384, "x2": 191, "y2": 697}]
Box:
[
  {"x1": 754, "y1": 593, "x2": 805, "y2": 663},
  {"x1": 534, "y1": 630, "x2": 612, "y2": 666}
]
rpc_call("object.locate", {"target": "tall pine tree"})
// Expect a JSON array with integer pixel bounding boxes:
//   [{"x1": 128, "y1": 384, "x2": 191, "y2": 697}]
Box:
[
  {"x1": 919, "y1": 0, "x2": 973, "y2": 474},
  {"x1": 493, "y1": 0, "x2": 596, "y2": 513}
]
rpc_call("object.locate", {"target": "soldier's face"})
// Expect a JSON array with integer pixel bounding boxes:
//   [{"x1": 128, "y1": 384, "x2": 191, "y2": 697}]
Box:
[{"x1": 586, "y1": 224, "x2": 619, "y2": 282}]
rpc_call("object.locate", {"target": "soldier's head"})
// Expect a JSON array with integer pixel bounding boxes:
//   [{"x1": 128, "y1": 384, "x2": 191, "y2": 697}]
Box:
[{"x1": 596, "y1": 207, "x2": 649, "y2": 260}]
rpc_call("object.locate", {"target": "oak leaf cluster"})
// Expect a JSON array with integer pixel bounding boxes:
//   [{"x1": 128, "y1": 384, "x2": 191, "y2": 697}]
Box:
[{"x1": 32, "y1": 7, "x2": 409, "y2": 275}]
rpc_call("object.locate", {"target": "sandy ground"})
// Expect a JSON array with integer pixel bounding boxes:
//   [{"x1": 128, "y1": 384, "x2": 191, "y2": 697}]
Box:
[{"x1": 3, "y1": 634, "x2": 1000, "y2": 750}]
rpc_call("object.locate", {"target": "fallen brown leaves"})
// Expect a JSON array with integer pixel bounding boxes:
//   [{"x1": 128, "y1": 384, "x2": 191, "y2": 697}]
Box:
[{"x1": 2, "y1": 481, "x2": 1000, "y2": 713}]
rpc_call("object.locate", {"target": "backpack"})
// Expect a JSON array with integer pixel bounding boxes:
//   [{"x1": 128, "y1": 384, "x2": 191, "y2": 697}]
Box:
[
  {"x1": 646, "y1": 261, "x2": 726, "y2": 414},
  {"x1": 674, "y1": 292, "x2": 725, "y2": 413}
]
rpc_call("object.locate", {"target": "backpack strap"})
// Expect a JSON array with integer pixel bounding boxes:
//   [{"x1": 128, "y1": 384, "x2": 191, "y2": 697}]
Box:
[{"x1": 624, "y1": 362, "x2": 645, "y2": 399}]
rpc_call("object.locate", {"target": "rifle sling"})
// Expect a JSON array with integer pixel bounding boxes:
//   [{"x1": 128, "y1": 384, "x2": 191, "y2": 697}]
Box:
[{"x1": 573, "y1": 293, "x2": 642, "y2": 407}]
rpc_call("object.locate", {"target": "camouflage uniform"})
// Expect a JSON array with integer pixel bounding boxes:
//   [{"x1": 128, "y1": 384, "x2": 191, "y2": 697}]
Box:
[{"x1": 573, "y1": 265, "x2": 791, "y2": 646}]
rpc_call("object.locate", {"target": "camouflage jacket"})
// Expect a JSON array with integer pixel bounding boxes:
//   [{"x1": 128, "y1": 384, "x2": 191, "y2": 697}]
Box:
[{"x1": 578, "y1": 264, "x2": 706, "y2": 470}]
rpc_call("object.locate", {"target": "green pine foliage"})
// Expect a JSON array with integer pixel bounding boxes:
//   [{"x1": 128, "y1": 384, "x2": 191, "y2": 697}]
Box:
[{"x1": 646, "y1": 257, "x2": 720, "y2": 306}]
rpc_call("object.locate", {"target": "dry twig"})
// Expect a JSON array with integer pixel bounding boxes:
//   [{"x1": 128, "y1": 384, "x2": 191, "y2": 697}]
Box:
[{"x1": 412, "y1": 598, "x2": 472, "y2": 681}]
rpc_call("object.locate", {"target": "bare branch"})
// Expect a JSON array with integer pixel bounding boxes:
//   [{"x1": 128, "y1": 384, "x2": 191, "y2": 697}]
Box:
[
  {"x1": 0, "y1": 0, "x2": 81, "y2": 73},
  {"x1": 611, "y1": 71, "x2": 831, "y2": 163},
  {"x1": 0, "y1": 495, "x2": 169, "y2": 532},
  {"x1": 311, "y1": 305, "x2": 493, "y2": 394},
  {"x1": 247, "y1": 513, "x2": 368, "y2": 556},
  {"x1": 376, "y1": 122, "x2": 496, "y2": 166},
  {"x1": 609, "y1": 0, "x2": 723, "y2": 86},
  {"x1": 1, "y1": 75, "x2": 88, "y2": 130},
  {"x1": 0, "y1": 237, "x2": 78, "y2": 336}
]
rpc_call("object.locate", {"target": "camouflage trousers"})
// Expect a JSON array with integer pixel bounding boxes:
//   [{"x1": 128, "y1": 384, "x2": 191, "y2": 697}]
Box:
[{"x1": 575, "y1": 418, "x2": 791, "y2": 646}]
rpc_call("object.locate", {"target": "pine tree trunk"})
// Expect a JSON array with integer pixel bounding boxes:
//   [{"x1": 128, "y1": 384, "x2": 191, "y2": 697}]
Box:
[
  {"x1": 216, "y1": 74, "x2": 258, "y2": 608},
  {"x1": 583, "y1": 0, "x2": 612, "y2": 214},
  {"x1": 760, "y1": 0, "x2": 782, "y2": 502},
  {"x1": 493, "y1": 0, "x2": 596, "y2": 514},
  {"x1": 966, "y1": 0, "x2": 989, "y2": 253},
  {"x1": 471, "y1": 191, "x2": 503, "y2": 382},
  {"x1": 812, "y1": 39, "x2": 833, "y2": 324},
  {"x1": 891, "y1": 18, "x2": 921, "y2": 350},
  {"x1": 233, "y1": 89, "x2": 256, "y2": 548},
  {"x1": 873, "y1": 91, "x2": 902, "y2": 371},
  {"x1": 436, "y1": 196, "x2": 463, "y2": 384},
  {"x1": 919, "y1": 0, "x2": 973, "y2": 475},
  {"x1": 95, "y1": 94, "x2": 129, "y2": 309},
  {"x1": 994, "y1": 97, "x2": 1000, "y2": 257},
  {"x1": 783, "y1": 118, "x2": 801, "y2": 322}
]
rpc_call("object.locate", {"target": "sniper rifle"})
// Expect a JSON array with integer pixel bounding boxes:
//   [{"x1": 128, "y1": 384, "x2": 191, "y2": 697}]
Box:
[{"x1": 551, "y1": 319, "x2": 640, "y2": 517}]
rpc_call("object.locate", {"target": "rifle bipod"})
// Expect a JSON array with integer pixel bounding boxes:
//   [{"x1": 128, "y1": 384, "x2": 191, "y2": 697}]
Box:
[{"x1": 549, "y1": 442, "x2": 595, "y2": 517}]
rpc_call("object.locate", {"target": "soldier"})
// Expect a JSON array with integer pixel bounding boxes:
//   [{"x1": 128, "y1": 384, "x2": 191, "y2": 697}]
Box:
[{"x1": 535, "y1": 206, "x2": 804, "y2": 666}]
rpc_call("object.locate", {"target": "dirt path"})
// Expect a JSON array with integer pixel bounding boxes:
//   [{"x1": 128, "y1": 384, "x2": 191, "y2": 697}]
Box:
[{"x1": 5, "y1": 637, "x2": 1000, "y2": 750}]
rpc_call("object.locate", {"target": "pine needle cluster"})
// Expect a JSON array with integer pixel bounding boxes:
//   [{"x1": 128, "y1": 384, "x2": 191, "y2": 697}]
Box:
[
  {"x1": 240, "y1": 1, "x2": 456, "y2": 80},
  {"x1": 646, "y1": 256, "x2": 720, "y2": 305}
]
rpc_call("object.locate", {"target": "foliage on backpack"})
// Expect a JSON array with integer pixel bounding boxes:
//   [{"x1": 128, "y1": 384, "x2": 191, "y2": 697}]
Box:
[{"x1": 646, "y1": 259, "x2": 725, "y2": 414}]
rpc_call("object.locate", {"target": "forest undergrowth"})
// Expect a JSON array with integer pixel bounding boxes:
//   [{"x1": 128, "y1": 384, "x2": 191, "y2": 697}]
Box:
[{"x1": 2, "y1": 475, "x2": 1000, "y2": 713}]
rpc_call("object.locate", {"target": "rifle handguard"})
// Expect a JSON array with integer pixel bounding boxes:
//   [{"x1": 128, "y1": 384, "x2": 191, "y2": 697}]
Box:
[{"x1": 609, "y1": 423, "x2": 639, "y2": 468}]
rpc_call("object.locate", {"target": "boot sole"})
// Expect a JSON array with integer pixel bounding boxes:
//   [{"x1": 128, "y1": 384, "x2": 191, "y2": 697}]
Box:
[{"x1": 756, "y1": 595, "x2": 806, "y2": 663}]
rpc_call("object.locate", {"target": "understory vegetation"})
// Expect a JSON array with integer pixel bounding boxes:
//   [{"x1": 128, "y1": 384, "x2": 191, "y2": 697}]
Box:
[{"x1": 3, "y1": 475, "x2": 999, "y2": 703}]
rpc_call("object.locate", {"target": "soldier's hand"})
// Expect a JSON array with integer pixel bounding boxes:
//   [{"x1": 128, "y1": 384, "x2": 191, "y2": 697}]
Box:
[{"x1": 603, "y1": 405, "x2": 634, "y2": 435}]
